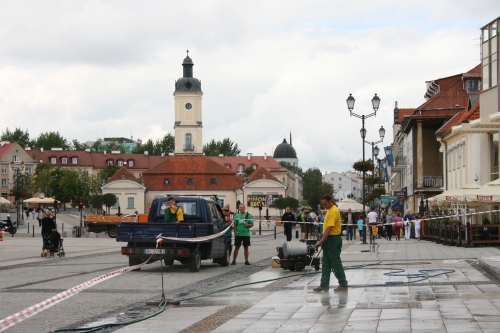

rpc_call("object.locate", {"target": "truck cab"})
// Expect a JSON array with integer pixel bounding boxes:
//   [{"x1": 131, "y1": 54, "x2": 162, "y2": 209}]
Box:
[{"x1": 117, "y1": 196, "x2": 231, "y2": 272}]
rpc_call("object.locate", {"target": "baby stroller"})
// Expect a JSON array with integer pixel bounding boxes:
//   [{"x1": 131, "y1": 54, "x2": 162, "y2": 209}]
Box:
[{"x1": 49, "y1": 230, "x2": 65, "y2": 257}]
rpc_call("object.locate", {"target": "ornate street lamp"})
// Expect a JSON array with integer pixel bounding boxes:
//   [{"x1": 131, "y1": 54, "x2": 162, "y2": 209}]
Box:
[
  {"x1": 347, "y1": 93, "x2": 383, "y2": 245},
  {"x1": 10, "y1": 160, "x2": 25, "y2": 223}
]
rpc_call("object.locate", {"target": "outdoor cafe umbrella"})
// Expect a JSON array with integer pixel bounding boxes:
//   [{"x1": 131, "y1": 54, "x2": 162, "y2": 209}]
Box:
[
  {"x1": 0, "y1": 197, "x2": 10, "y2": 204},
  {"x1": 465, "y1": 179, "x2": 500, "y2": 204},
  {"x1": 336, "y1": 198, "x2": 369, "y2": 213}
]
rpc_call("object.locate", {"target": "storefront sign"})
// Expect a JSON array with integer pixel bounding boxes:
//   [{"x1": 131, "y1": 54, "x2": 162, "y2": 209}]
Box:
[
  {"x1": 247, "y1": 194, "x2": 281, "y2": 208},
  {"x1": 394, "y1": 190, "x2": 406, "y2": 199}
]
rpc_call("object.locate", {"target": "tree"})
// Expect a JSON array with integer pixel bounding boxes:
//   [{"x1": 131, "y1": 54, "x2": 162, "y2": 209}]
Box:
[
  {"x1": 100, "y1": 165, "x2": 121, "y2": 182},
  {"x1": 1, "y1": 127, "x2": 31, "y2": 148},
  {"x1": 71, "y1": 139, "x2": 89, "y2": 151},
  {"x1": 91, "y1": 138, "x2": 127, "y2": 153},
  {"x1": 90, "y1": 195, "x2": 103, "y2": 213},
  {"x1": 279, "y1": 161, "x2": 304, "y2": 178},
  {"x1": 273, "y1": 197, "x2": 300, "y2": 211},
  {"x1": 31, "y1": 163, "x2": 54, "y2": 197},
  {"x1": 203, "y1": 138, "x2": 241, "y2": 156},
  {"x1": 59, "y1": 168, "x2": 100, "y2": 203},
  {"x1": 302, "y1": 168, "x2": 334, "y2": 209},
  {"x1": 243, "y1": 166, "x2": 255, "y2": 177},
  {"x1": 132, "y1": 134, "x2": 175, "y2": 156},
  {"x1": 32, "y1": 131, "x2": 70, "y2": 150},
  {"x1": 102, "y1": 193, "x2": 117, "y2": 215},
  {"x1": 9, "y1": 174, "x2": 32, "y2": 202}
]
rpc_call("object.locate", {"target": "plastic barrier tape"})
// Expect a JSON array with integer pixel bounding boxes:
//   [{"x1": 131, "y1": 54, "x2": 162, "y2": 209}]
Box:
[
  {"x1": 0, "y1": 255, "x2": 154, "y2": 331},
  {"x1": 157, "y1": 223, "x2": 233, "y2": 242}
]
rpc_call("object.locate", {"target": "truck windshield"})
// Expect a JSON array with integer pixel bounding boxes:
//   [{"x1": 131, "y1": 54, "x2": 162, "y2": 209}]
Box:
[{"x1": 160, "y1": 201, "x2": 197, "y2": 216}]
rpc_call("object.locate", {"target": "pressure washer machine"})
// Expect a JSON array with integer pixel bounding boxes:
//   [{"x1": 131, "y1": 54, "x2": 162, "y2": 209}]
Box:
[{"x1": 276, "y1": 240, "x2": 320, "y2": 272}]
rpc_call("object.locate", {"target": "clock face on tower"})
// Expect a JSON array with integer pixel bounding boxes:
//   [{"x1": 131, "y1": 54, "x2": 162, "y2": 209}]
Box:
[{"x1": 185, "y1": 103, "x2": 192, "y2": 110}]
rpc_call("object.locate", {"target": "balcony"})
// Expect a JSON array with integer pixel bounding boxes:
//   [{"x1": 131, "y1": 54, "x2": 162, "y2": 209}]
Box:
[
  {"x1": 184, "y1": 144, "x2": 194, "y2": 150},
  {"x1": 423, "y1": 176, "x2": 443, "y2": 188},
  {"x1": 393, "y1": 155, "x2": 406, "y2": 170}
]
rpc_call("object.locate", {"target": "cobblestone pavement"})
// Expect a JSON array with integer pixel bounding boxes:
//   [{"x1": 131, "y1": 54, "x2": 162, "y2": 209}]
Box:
[
  {"x1": 113, "y1": 238, "x2": 500, "y2": 333},
  {"x1": 0, "y1": 214, "x2": 286, "y2": 333}
]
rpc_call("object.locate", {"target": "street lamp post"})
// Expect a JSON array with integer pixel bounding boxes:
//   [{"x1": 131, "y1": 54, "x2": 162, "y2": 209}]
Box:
[
  {"x1": 10, "y1": 161, "x2": 25, "y2": 224},
  {"x1": 347, "y1": 93, "x2": 382, "y2": 245}
]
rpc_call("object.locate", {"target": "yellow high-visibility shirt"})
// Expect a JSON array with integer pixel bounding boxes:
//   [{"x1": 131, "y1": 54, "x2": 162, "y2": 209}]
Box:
[{"x1": 324, "y1": 205, "x2": 341, "y2": 236}]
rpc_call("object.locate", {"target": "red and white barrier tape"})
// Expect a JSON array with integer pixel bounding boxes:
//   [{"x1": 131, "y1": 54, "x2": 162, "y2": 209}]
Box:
[
  {"x1": 156, "y1": 223, "x2": 232, "y2": 242},
  {"x1": 0, "y1": 254, "x2": 155, "y2": 331}
]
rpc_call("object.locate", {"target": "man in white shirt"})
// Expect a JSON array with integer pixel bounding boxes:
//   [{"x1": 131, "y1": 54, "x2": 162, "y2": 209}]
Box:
[
  {"x1": 308, "y1": 210, "x2": 318, "y2": 239},
  {"x1": 366, "y1": 207, "x2": 378, "y2": 241},
  {"x1": 346, "y1": 208, "x2": 355, "y2": 241}
]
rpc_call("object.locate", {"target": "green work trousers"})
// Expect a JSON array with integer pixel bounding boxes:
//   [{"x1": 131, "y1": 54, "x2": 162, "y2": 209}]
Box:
[{"x1": 320, "y1": 236, "x2": 348, "y2": 289}]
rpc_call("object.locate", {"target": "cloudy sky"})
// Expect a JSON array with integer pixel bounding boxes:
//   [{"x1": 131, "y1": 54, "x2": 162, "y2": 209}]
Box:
[{"x1": 0, "y1": 1, "x2": 495, "y2": 172}]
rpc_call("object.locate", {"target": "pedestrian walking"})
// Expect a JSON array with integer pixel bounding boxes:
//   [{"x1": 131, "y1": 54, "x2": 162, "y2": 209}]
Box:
[
  {"x1": 231, "y1": 204, "x2": 253, "y2": 265},
  {"x1": 314, "y1": 194, "x2": 348, "y2": 292},
  {"x1": 41, "y1": 210, "x2": 56, "y2": 258},
  {"x1": 37, "y1": 209, "x2": 44, "y2": 227},
  {"x1": 357, "y1": 214, "x2": 364, "y2": 239},
  {"x1": 366, "y1": 207, "x2": 378, "y2": 241},
  {"x1": 385, "y1": 209, "x2": 394, "y2": 241},
  {"x1": 308, "y1": 210, "x2": 318, "y2": 239},
  {"x1": 414, "y1": 215, "x2": 422, "y2": 241},
  {"x1": 31, "y1": 208, "x2": 36, "y2": 220},
  {"x1": 299, "y1": 208, "x2": 308, "y2": 240},
  {"x1": 281, "y1": 207, "x2": 295, "y2": 242},
  {"x1": 403, "y1": 209, "x2": 413, "y2": 240},
  {"x1": 345, "y1": 208, "x2": 356, "y2": 241},
  {"x1": 394, "y1": 212, "x2": 403, "y2": 241}
]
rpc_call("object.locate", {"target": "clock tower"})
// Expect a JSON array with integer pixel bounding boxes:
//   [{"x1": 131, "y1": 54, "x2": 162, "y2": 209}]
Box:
[{"x1": 173, "y1": 50, "x2": 203, "y2": 155}]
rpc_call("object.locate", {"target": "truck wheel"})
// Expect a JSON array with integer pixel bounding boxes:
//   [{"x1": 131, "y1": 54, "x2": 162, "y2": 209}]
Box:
[
  {"x1": 164, "y1": 259, "x2": 174, "y2": 265},
  {"x1": 219, "y1": 247, "x2": 230, "y2": 267},
  {"x1": 294, "y1": 261, "x2": 305, "y2": 272},
  {"x1": 108, "y1": 228, "x2": 117, "y2": 238},
  {"x1": 188, "y1": 252, "x2": 201, "y2": 272},
  {"x1": 129, "y1": 258, "x2": 143, "y2": 271}
]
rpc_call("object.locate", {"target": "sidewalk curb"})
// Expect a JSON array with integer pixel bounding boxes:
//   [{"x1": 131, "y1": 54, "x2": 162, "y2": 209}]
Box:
[{"x1": 478, "y1": 259, "x2": 500, "y2": 281}]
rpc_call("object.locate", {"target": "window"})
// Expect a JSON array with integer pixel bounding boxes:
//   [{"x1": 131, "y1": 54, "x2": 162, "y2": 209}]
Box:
[
  {"x1": 462, "y1": 142, "x2": 466, "y2": 167},
  {"x1": 160, "y1": 200, "x2": 197, "y2": 216},
  {"x1": 127, "y1": 197, "x2": 134, "y2": 209},
  {"x1": 331, "y1": 177, "x2": 333, "y2": 181},
  {"x1": 112, "y1": 195, "x2": 120, "y2": 209},
  {"x1": 12, "y1": 155, "x2": 21, "y2": 162},
  {"x1": 224, "y1": 164, "x2": 231, "y2": 169},
  {"x1": 51, "y1": 158, "x2": 56, "y2": 164},
  {"x1": 466, "y1": 80, "x2": 480, "y2": 94},
  {"x1": 128, "y1": 160, "x2": 134, "y2": 167},
  {"x1": 339, "y1": 184, "x2": 342, "y2": 189},
  {"x1": 1, "y1": 167, "x2": 6, "y2": 174},
  {"x1": 187, "y1": 178, "x2": 194, "y2": 185},
  {"x1": 26, "y1": 167, "x2": 32, "y2": 175},
  {"x1": 107, "y1": 160, "x2": 113, "y2": 166},
  {"x1": 482, "y1": 20, "x2": 498, "y2": 90},
  {"x1": 72, "y1": 157, "x2": 78, "y2": 164},
  {"x1": 117, "y1": 160, "x2": 123, "y2": 166},
  {"x1": 164, "y1": 178, "x2": 170, "y2": 185},
  {"x1": 185, "y1": 133, "x2": 192, "y2": 149},
  {"x1": 237, "y1": 165, "x2": 243, "y2": 172},
  {"x1": 252, "y1": 164, "x2": 257, "y2": 169},
  {"x1": 1, "y1": 179, "x2": 7, "y2": 186},
  {"x1": 210, "y1": 178, "x2": 217, "y2": 185},
  {"x1": 339, "y1": 177, "x2": 342, "y2": 181},
  {"x1": 62, "y1": 158, "x2": 67, "y2": 164}
]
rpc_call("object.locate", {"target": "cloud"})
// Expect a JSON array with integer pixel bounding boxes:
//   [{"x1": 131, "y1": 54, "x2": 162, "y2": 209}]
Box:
[{"x1": 0, "y1": 0, "x2": 493, "y2": 173}]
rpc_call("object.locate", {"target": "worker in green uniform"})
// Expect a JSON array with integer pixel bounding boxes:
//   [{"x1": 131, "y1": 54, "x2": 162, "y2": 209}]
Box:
[
  {"x1": 314, "y1": 194, "x2": 348, "y2": 292},
  {"x1": 163, "y1": 197, "x2": 184, "y2": 223},
  {"x1": 231, "y1": 204, "x2": 253, "y2": 265}
]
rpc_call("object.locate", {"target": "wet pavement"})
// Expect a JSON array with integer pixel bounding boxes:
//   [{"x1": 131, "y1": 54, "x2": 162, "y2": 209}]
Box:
[{"x1": 113, "y1": 238, "x2": 500, "y2": 333}]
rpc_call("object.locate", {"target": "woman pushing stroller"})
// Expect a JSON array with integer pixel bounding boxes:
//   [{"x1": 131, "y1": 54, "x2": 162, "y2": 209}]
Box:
[{"x1": 41, "y1": 210, "x2": 57, "y2": 258}]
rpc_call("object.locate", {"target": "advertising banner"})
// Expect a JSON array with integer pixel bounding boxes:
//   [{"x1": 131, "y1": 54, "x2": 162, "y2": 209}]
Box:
[{"x1": 247, "y1": 194, "x2": 281, "y2": 208}]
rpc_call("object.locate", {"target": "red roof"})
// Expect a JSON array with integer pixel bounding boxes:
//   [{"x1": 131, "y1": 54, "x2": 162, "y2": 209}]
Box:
[
  {"x1": 397, "y1": 108, "x2": 415, "y2": 123},
  {"x1": 106, "y1": 166, "x2": 142, "y2": 184},
  {"x1": 437, "y1": 99, "x2": 481, "y2": 135},
  {"x1": 26, "y1": 150, "x2": 166, "y2": 169},
  {"x1": 143, "y1": 155, "x2": 244, "y2": 191},
  {"x1": 247, "y1": 166, "x2": 282, "y2": 183},
  {"x1": 0, "y1": 143, "x2": 16, "y2": 158},
  {"x1": 208, "y1": 155, "x2": 281, "y2": 172}
]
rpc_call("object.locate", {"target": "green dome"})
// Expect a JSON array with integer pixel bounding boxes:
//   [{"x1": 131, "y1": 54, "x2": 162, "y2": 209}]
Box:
[{"x1": 175, "y1": 50, "x2": 202, "y2": 93}]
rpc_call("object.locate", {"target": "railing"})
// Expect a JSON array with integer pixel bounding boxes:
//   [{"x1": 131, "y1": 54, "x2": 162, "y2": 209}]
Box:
[
  {"x1": 184, "y1": 144, "x2": 194, "y2": 150},
  {"x1": 422, "y1": 221, "x2": 500, "y2": 246},
  {"x1": 422, "y1": 176, "x2": 442, "y2": 188},
  {"x1": 394, "y1": 155, "x2": 406, "y2": 167}
]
